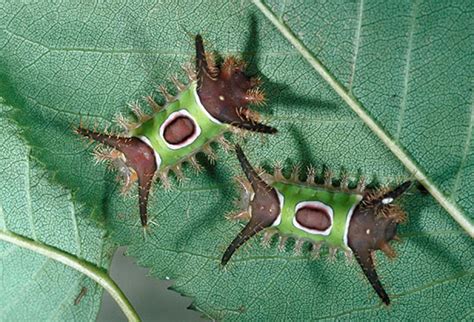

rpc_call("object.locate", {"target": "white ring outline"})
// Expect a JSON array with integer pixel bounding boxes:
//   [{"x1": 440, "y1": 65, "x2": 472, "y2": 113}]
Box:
[
  {"x1": 271, "y1": 189, "x2": 285, "y2": 227},
  {"x1": 159, "y1": 109, "x2": 201, "y2": 150},
  {"x1": 343, "y1": 202, "x2": 359, "y2": 248}
]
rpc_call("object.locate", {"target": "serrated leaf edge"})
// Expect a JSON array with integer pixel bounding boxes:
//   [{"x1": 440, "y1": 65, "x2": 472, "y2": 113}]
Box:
[
  {"x1": 0, "y1": 98, "x2": 140, "y2": 321},
  {"x1": 0, "y1": 229, "x2": 140, "y2": 322}
]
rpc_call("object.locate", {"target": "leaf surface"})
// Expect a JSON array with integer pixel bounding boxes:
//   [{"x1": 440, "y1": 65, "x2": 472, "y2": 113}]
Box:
[
  {"x1": 0, "y1": 102, "x2": 113, "y2": 320},
  {"x1": 0, "y1": 1, "x2": 472, "y2": 320}
]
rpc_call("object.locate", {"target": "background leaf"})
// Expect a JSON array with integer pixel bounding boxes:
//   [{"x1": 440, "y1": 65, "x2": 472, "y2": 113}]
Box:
[
  {"x1": 0, "y1": 0, "x2": 472, "y2": 320},
  {"x1": 0, "y1": 102, "x2": 114, "y2": 320},
  {"x1": 256, "y1": 0, "x2": 473, "y2": 235}
]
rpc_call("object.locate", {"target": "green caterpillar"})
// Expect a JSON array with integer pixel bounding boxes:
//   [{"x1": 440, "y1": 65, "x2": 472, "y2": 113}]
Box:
[
  {"x1": 76, "y1": 35, "x2": 276, "y2": 229},
  {"x1": 223, "y1": 145, "x2": 412, "y2": 305}
]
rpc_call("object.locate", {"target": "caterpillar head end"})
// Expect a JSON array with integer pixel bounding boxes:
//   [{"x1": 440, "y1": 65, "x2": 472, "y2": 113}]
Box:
[
  {"x1": 195, "y1": 34, "x2": 277, "y2": 135},
  {"x1": 221, "y1": 145, "x2": 280, "y2": 266},
  {"x1": 75, "y1": 127, "x2": 157, "y2": 227},
  {"x1": 348, "y1": 181, "x2": 413, "y2": 305}
]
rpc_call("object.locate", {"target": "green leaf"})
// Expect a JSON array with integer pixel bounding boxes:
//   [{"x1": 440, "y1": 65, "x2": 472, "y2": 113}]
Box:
[
  {"x1": 254, "y1": 0, "x2": 474, "y2": 236},
  {"x1": 0, "y1": 102, "x2": 136, "y2": 320},
  {"x1": 1, "y1": 1, "x2": 472, "y2": 320}
]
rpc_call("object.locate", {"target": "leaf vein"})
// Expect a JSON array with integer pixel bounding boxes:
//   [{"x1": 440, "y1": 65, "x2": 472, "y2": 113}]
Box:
[
  {"x1": 25, "y1": 154, "x2": 37, "y2": 240},
  {"x1": 451, "y1": 96, "x2": 474, "y2": 200},
  {"x1": 395, "y1": 0, "x2": 419, "y2": 141},
  {"x1": 348, "y1": 0, "x2": 364, "y2": 92},
  {"x1": 393, "y1": 270, "x2": 473, "y2": 299}
]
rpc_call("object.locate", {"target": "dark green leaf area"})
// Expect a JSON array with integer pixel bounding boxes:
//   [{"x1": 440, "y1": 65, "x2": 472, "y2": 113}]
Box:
[
  {"x1": 0, "y1": 103, "x2": 112, "y2": 320},
  {"x1": 1, "y1": 1, "x2": 472, "y2": 320}
]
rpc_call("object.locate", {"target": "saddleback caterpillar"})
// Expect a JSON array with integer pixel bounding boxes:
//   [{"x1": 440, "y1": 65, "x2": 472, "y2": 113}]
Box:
[
  {"x1": 223, "y1": 145, "x2": 413, "y2": 305},
  {"x1": 76, "y1": 35, "x2": 277, "y2": 229}
]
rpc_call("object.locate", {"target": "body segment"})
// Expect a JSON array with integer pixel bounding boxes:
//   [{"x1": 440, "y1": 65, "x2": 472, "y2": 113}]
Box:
[
  {"x1": 272, "y1": 182, "x2": 362, "y2": 249},
  {"x1": 130, "y1": 83, "x2": 229, "y2": 170}
]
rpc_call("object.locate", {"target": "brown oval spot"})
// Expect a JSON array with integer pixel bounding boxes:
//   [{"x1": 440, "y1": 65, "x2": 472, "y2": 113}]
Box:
[
  {"x1": 163, "y1": 116, "x2": 196, "y2": 145},
  {"x1": 295, "y1": 206, "x2": 331, "y2": 231}
]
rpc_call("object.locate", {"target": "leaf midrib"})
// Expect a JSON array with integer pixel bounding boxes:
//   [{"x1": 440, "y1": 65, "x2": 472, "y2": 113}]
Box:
[
  {"x1": 0, "y1": 229, "x2": 139, "y2": 321},
  {"x1": 251, "y1": 0, "x2": 474, "y2": 237}
]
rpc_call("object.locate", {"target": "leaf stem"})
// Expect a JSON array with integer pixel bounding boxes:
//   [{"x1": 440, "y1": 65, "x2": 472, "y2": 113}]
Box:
[
  {"x1": 252, "y1": 0, "x2": 474, "y2": 237},
  {"x1": 0, "y1": 229, "x2": 140, "y2": 321}
]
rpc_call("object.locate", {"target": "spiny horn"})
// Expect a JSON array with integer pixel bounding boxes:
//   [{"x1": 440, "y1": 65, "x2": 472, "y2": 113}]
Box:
[
  {"x1": 374, "y1": 181, "x2": 413, "y2": 206},
  {"x1": 76, "y1": 127, "x2": 157, "y2": 227},
  {"x1": 235, "y1": 144, "x2": 270, "y2": 194},
  {"x1": 232, "y1": 120, "x2": 277, "y2": 134},
  {"x1": 353, "y1": 248, "x2": 390, "y2": 305},
  {"x1": 222, "y1": 221, "x2": 264, "y2": 266},
  {"x1": 195, "y1": 34, "x2": 210, "y2": 85},
  {"x1": 194, "y1": 34, "x2": 277, "y2": 135},
  {"x1": 347, "y1": 181, "x2": 413, "y2": 305},
  {"x1": 222, "y1": 146, "x2": 281, "y2": 265}
]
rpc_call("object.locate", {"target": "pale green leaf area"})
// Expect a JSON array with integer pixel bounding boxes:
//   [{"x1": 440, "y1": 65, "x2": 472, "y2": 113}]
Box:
[
  {"x1": 0, "y1": 0, "x2": 472, "y2": 320},
  {"x1": 0, "y1": 103, "x2": 114, "y2": 320}
]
